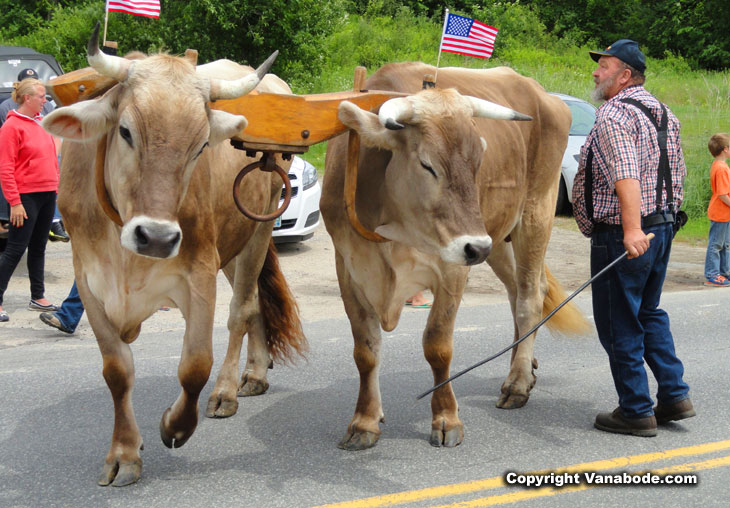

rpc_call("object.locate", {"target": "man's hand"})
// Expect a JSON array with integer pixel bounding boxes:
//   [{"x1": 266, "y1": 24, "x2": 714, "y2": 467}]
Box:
[
  {"x1": 10, "y1": 204, "x2": 27, "y2": 227},
  {"x1": 623, "y1": 227, "x2": 650, "y2": 259}
]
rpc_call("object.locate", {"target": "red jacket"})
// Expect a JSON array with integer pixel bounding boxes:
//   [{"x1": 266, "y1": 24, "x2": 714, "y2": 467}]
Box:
[{"x1": 0, "y1": 110, "x2": 59, "y2": 206}]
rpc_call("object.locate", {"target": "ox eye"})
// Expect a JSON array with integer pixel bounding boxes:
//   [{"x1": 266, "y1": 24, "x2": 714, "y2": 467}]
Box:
[
  {"x1": 420, "y1": 161, "x2": 437, "y2": 178},
  {"x1": 195, "y1": 142, "x2": 209, "y2": 159},
  {"x1": 119, "y1": 125, "x2": 133, "y2": 146}
]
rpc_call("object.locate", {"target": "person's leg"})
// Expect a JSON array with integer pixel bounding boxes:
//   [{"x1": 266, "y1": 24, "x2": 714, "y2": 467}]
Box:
[
  {"x1": 26, "y1": 192, "x2": 55, "y2": 302},
  {"x1": 704, "y1": 220, "x2": 722, "y2": 279},
  {"x1": 641, "y1": 223, "x2": 690, "y2": 404},
  {"x1": 720, "y1": 221, "x2": 730, "y2": 277},
  {"x1": 591, "y1": 228, "x2": 654, "y2": 419},
  {"x1": 0, "y1": 195, "x2": 38, "y2": 306},
  {"x1": 54, "y1": 281, "x2": 84, "y2": 331}
]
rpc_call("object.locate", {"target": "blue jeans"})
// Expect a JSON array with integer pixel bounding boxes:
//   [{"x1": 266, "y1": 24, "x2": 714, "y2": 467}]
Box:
[
  {"x1": 704, "y1": 220, "x2": 730, "y2": 279},
  {"x1": 55, "y1": 281, "x2": 85, "y2": 332},
  {"x1": 590, "y1": 222, "x2": 689, "y2": 418}
]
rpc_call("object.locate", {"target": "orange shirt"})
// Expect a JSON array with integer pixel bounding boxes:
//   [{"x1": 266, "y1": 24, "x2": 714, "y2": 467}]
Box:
[{"x1": 708, "y1": 159, "x2": 730, "y2": 222}]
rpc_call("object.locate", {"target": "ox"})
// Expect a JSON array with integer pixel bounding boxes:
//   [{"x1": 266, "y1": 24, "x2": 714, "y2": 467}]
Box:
[
  {"x1": 42, "y1": 28, "x2": 306, "y2": 486},
  {"x1": 320, "y1": 63, "x2": 588, "y2": 450}
]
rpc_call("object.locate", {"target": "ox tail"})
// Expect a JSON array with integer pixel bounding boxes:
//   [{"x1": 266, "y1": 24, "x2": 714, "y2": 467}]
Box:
[
  {"x1": 542, "y1": 266, "x2": 592, "y2": 336},
  {"x1": 258, "y1": 239, "x2": 308, "y2": 363}
]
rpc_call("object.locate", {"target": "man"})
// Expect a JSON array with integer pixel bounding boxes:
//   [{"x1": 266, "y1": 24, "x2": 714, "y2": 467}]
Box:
[
  {"x1": 0, "y1": 68, "x2": 69, "y2": 243},
  {"x1": 572, "y1": 39, "x2": 695, "y2": 437}
]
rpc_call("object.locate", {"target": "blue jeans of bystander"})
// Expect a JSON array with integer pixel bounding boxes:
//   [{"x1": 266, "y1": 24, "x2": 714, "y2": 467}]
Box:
[
  {"x1": 590, "y1": 222, "x2": 690, "y2": 419},
  {"x1": 55, "y1": 281, "x2": 85, "y2": 332},
  {"x1": 704, "y1": 220, "x2": 730, "y2": 279}
]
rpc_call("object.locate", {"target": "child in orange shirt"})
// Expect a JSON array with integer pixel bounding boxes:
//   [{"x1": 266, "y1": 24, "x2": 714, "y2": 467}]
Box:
[{"x1": 704, "y1": 133, "x2": 730, "y2": 286}]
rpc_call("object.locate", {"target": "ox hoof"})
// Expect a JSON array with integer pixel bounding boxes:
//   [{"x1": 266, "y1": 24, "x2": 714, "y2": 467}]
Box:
[
  {"x1": 238, "y1": 374, "x2": 269, "y2": 397},
  {"x1": 98, "y1": 459, "x2": 142, "y2": 487},
  {"x1": 496, "y1": 392, "x2": 530, "y2": 409},
  {"x1": 337, "y1": 430, "x2": 380, "y2": 451},
  {"x1": 429, "y1": 425, "x2": 464, "y2": 448},
  {"x1": 205, "y1": 394, "x2": 239, "y2": 418},
  {"x1": 159, "y1": 408, "x2": 195, "y2": 449}
]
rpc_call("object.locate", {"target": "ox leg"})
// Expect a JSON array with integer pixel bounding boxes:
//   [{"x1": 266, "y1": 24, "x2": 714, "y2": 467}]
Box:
[
  {"x1": 80, "y1": 285, "x2": 143, "y2": 487},
  {"x1": 336, "y1": 252, "x2": 385, "y2": 451},
  {"x1": 424, "y1": 266, "x2": 468, "y2": 447},
  {"x1": 206, "y1": 243, "x2": 271, "y2": 418},
  {"x1": 495, "y1": 225, "x2": 551, "y2": 409},
  {"x1": 160, "y1": 271, "x2": 216, "y2": 448}
]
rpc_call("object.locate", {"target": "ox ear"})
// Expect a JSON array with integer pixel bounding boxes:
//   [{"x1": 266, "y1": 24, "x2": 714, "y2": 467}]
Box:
[
  {"x1": 207, "y1": 109, "x2": 247, "y2": 146},
  {"x1": 42, "y1": 100, "x2": 117, "y2": 141},
  {"x1": 338, "y1": 101, "x2": 398, "y2": 151}
]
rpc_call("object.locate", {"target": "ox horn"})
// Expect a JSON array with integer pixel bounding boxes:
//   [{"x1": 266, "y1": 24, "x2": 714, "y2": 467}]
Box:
[
  {"x1": 378, "y1": 97, "x2": 414, "y2": 130},
  {"x1": 87, "y1": 22, "x2": 132, "y2": 82},
  {"x1": 208, "y1": 50, "x2": 279, "y2": 101},
  {"x1": 466, "y1": 96, "x2": 533, "y2": 121}
]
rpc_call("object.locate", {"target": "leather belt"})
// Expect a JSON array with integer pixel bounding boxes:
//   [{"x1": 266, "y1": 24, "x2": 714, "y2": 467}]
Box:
[{"x1": 593, "y1": 211, "x2": 674, "y2": 234}]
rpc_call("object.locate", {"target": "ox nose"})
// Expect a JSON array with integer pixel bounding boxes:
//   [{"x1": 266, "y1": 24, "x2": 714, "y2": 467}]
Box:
[
  {"x1": 134, "y1": 224, "x2": 181, "y2": 258},
  {"x1": 464, "y1": 241, "x2": 491, "y2": 265},
  {"x1": 121, "y1": 217, "x2": 183, "y2": 258}
]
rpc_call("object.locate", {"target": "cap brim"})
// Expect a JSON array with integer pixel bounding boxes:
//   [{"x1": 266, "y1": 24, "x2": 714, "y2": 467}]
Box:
[{"x1": 589, "y1": 50, "x2": 611, "y2": 63}]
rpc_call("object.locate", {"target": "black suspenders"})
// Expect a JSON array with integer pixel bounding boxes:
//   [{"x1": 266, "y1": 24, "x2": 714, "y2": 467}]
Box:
[{"x1": 583, "y1": 98, "x2": 673, "y2": 223}]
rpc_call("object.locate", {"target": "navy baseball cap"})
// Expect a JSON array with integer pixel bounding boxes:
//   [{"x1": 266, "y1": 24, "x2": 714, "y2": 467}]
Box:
[
  {"x1": 589, "y1": 39, "x2": 646, "y2": 73},
  {"x1": 17, "y1": 68, "x2": 38, "y2": 81}
]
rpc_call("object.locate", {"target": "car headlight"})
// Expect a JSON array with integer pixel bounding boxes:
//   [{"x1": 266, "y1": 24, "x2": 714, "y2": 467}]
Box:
[{"x1": 302, "y1": 160, "x2": 318, "y2": 191}]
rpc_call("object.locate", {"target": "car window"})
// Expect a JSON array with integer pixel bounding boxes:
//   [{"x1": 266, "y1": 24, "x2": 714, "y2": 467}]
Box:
[
  {"x1": 565, "y1": 100, "x2": 596, "y2": 136},
  {"x1": 0, "y1": 59, "x2": 59, "y2": 89}
]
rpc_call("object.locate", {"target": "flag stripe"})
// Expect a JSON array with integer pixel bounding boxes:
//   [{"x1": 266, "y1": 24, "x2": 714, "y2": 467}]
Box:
[{"x1": 107, "y1": 0, "x2": 160, "y2": 18}]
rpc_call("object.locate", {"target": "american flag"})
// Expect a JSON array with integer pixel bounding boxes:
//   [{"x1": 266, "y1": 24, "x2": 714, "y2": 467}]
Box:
[
  {"x1": 439, "y1": 13, "x2": 498, "y2": 59},
  {"x1": 107, "y1": 0, "x2": 161, "y2": 19}
]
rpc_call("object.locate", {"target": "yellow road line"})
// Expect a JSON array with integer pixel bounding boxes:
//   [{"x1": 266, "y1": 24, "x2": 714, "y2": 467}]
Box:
[
  {"x1": 311, "y1": 440, "x2": 730, "y2": 508},
  {"x1": 428, "y1": 455, "x2": 730, "y2": 508}
]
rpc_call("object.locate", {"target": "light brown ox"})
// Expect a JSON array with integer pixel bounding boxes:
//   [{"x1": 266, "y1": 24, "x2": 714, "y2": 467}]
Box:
[
  {"x1": 320, "y1": 62, "x2": 589, "y2": 450},
  {"x1": 42, "y1": 29, "x2": 306, "y2": 486}
]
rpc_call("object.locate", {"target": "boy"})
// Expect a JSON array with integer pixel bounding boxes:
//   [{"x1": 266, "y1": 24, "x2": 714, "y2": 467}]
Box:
[{"x1": 704, "y1": 133, "x2": 730, "y2": 286}]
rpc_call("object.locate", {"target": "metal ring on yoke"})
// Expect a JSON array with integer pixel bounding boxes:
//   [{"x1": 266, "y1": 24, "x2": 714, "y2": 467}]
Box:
[{"x1": 232, "y1": 154, "x2": 292, "y2": 222}]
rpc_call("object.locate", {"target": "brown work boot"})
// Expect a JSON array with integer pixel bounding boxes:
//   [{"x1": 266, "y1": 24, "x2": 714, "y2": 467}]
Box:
[
  {"x1": 654, "y1": 398, "x2": 696, "y2": 424},
  {"x1": 594, "y1": 408, "x2": 657, "y2": 437}
]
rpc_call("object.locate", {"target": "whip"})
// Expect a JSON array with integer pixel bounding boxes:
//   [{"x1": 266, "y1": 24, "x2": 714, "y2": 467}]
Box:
[{"x1": 416, "y1": 233, "x2": 655, "y2": 400}]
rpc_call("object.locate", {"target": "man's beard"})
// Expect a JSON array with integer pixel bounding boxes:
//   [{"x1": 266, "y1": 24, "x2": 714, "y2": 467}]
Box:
[{"x1": 590, "y1": 72, "x2": 618, "y2": 102}]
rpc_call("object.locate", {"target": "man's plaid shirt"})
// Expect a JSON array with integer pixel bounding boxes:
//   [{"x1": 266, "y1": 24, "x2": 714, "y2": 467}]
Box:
[{"x1": 572, "y1": 85, "x2": 686, "y2": 236}]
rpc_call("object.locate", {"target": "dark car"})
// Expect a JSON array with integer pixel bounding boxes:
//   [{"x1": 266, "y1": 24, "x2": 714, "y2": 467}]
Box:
[
  {"x1": 0, "y1": 45, "x2": 63, "y2": 102},
  {"x1": 0, "y1": 46, "x2": 63, "y2": 245}
]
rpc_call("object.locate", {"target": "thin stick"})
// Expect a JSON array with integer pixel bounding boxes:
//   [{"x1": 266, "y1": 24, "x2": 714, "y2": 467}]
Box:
[
  {"x1": 435, "y1": 8, "x2": 449, "y2": 84},
  {"x1": 103, "y1": 3, "x2": 110, "y2": 46},
  {"x1": 416, "y1": 233, "x2": 655, "y2": 401}
]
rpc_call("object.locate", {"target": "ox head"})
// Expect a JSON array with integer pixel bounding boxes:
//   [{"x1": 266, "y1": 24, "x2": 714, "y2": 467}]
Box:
[
  {"x1": 43, "y1": 24, "x2": 277, "y2": 259},
  {"x1": 338, "y1": 88, "x2": 531, "y2": 266}
]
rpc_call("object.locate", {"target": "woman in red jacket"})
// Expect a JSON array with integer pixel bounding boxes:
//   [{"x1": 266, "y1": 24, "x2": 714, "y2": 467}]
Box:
[{"x1": 0, "y1": 78, "x2": 59, "y2": 322}]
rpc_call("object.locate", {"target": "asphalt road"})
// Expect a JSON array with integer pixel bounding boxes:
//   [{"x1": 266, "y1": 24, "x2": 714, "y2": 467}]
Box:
[{"x1": 1, "y1": 287, "x2": 729, "y2": 508}]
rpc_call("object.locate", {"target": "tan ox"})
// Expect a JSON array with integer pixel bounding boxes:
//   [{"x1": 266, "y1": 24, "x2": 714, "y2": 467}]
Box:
[
  {"x1": 321, "y1": 62, "x2": 587, "y2": 450},
  {"x1": 42, "y1": 28, "x2": 305, "y2": 486}
]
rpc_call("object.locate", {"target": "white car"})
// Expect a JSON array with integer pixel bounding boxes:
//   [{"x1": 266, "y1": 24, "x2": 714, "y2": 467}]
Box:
[
  {"x1": 272, "y1": 155, "x2": 321, "y2": 243},
  {"x1": 551, "y1": 93, "x2": 597, "y2": 214}
]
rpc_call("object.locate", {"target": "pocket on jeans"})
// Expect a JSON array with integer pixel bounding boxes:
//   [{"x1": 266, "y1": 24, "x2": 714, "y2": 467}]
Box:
[{"x1": 616, "y1": 249, "x2": 651, "y2": 274}]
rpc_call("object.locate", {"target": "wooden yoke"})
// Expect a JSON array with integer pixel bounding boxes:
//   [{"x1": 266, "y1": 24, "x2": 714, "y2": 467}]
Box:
[
  {"x1": 344, "y1": 67, "x2": 389, "y2": 243},
  {"x1": 48, "y1": 62, "x2": 408, "y2": 228}
]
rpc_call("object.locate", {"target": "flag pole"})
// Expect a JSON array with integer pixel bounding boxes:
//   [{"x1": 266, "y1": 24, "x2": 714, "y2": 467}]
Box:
[
  {"x1": 435, "y1": 8, "x2": 449, "y2": 84},
  {"x1": 103, "y1": 1, "x2": 110, "y2": 46}
]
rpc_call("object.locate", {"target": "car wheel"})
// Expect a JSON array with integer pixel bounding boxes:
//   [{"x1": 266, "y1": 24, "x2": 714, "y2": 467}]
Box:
[{"x1": 555, "y1": 175, "x2": 571, "y2": 215}]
